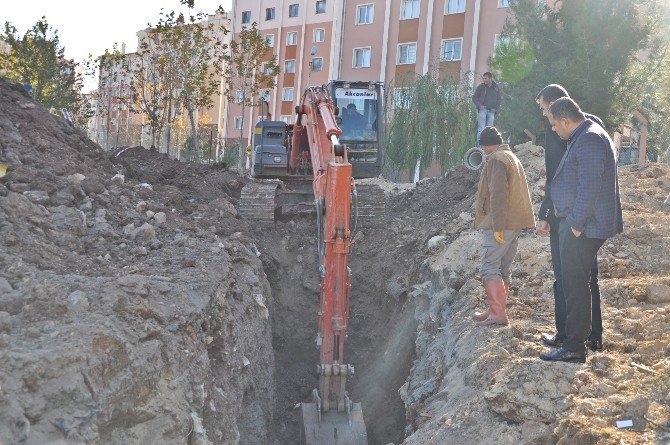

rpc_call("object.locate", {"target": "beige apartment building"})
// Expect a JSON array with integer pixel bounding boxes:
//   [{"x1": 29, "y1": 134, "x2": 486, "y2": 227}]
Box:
[
  {"x1": 93, "y1": 11, "x2": 231, "y2": 159},
  {"x1": 225, "y1": 0, "x2": 518, "y2": 149}
]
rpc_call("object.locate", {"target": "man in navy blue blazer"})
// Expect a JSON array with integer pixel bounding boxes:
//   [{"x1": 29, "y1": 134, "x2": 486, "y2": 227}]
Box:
[
  {"x1": 540, "y1": 97, "x2": 623, "y2": 363},
  {"x1": 535, "y1": 84, "x2": 606, "y2": 353}
]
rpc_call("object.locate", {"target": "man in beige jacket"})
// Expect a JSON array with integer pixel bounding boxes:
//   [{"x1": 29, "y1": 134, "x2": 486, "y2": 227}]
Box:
[{"x1": 473, "y1": 127, "x2": 536, "y2": 326}]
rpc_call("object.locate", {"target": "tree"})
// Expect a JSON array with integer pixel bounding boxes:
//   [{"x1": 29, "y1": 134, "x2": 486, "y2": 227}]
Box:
[
  {"x1": 90, "y1": 45, "x2": 134, "y2": 149},
  {"x1": 1, "y1": 17, "x2": 92, "y2": 127},
  {"x1": 158, "y1": 9, "x2": 228, "y2": 159},
  {"x1": 641, "y1": 52, "x2": 670, "y2": 160},
  {"x1": 225, "y1": 22, "x2": 279, "y2": 171},
  {"x1": 384, "y1": 72, "x2": 475, "y2": 179},
  {"x1": 490, "y1": 0, "x2": 667, "y2": 142},
  {"x1": 123, "y1": 28, "x2": 176, "y2": 150}
]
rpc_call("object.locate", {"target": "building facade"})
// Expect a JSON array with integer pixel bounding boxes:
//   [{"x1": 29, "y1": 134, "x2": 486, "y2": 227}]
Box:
[{"x1": 225, "y1": 0, "x2": 520, "y2": 149}]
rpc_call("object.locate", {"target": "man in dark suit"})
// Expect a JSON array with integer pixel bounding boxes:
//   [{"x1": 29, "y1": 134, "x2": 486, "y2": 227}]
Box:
[
  {"x1": 535, "y1": 85, "x2": 606, "y2": 352},
  {"x1": 540, "y1": 97, "x2": 623, "y2": 363}
]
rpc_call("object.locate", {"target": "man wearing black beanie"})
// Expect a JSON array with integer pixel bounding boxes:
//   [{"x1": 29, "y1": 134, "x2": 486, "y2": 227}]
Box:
[{"x1": 472, "y1": 127, "x2": 536, "y2": 326}]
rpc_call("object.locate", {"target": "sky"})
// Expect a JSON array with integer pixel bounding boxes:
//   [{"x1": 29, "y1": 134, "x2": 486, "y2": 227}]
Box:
[{"x1": 1, "y1": 0, "x2": 233, "y2": 90}]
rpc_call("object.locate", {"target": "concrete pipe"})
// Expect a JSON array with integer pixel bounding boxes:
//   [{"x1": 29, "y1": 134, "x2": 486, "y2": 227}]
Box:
[{"x1": 464, "y1": 147, "x2": 485, "y2": 170}]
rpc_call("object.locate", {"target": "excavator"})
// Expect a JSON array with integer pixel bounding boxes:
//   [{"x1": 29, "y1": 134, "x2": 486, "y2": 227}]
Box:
[
  {"x1": 237, "y1": 81, "x2": 381, "y2": 444},
  {"x1": 237, "y1": 80, "x2": 385, "y2": 224}
]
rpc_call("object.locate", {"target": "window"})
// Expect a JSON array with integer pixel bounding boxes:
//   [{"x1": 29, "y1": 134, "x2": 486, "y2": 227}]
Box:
[
  {"x1": 393, "y1": 88, "x2": 410, "y2": 109},
  {"x1": 316, "y1": 0, "x2": 327, "y2": 14},
  {"x1": 314, "y1": 28, "x2": 325, "y2": 42},
  {"x1": 235, "y1": 90, "x2": 244, "y2": 103},
  {"x1": 241, "y1": 11, "x2": 251, "y2": 24},
  {"x1": 289, "y1": 3, "x2": 299, "y2": 17},
  {"x1": 234, "y1": 116, "x2": 243, "y2": 129},
  {"x1": 287, "y1": 32, "x2": 298, "y2": 46},
  {"x1": 353, "y1": 47, "x2": 371, "y2": 68},
  {"x1": 266, "y1": 7, "x2": 276, "y2": 20},
  {"x1": 311, "y1": 57, "x2": 323, "y2": 71},
  {"x1": 281, "y1": 115, "x2": 292, "y2": 124},
  {"x1": 265, "y1": 34, "x2": 275, "y2": 47},
  {"x1": 494, "y1": 33, "x2": 518, "y2": 50},
  {"x1": 284, "y1": 59, "x2": 296, "y2": 73},
  {"x1": 357, "y1": 4, "x2": 374, "y2": 24},
  {"x1": 397, "y1": 43, "x2": 417, "y2": 64},
  {"x1": 498, "y1": 0, "x2": 510, "y2": 7},
  {"x1": 283, "y1": 87, "x2": 294, "y2": 101},
  {"x1": 261, "y1": 90, "x2": 271, "y2": 102},
  {"x1": 263, "y1": 62, "x2": 274, "y2": 75},
  {"x1": 446, "y1": 0, "x2": 465, "y2": 14},
  {"x1": 400, "y1": 0, "x2": 420, "y2": 19},
  {"x1": 440, "y1": 38, "x2": 462, "y2": 61}
]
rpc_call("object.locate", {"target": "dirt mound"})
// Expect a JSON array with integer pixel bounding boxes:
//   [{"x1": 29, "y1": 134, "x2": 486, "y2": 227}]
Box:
[
  {"x1": 400, "y1": 145, "x2": 670, "y2": 444},
  {"x1": 0, "y1": 78, "x2": 275, "y2": 444},
  {"x1": 3, "y1": 69, "x2": 668, "y2": 445},
  {"x1": 113, "y1": 146, "x2": 245, "y2": 203}
]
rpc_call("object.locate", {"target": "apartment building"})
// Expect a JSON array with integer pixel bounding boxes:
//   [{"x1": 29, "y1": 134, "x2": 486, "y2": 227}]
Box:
[
  {"x1": 224, "y1": 0, "x2": 337, "y2": 147},
  {"x1": 226, "y1": 0, "x2": 517, "y2": 147},
  {"x1": 94, "y1": 11, "x2": 231, "y2": 157}
]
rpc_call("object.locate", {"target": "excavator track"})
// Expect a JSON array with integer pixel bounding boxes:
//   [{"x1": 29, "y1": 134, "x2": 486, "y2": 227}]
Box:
[
  {"x1": 237, "y1": 182, "x2": 280, "y2": 222},
  {"x1": 354, "y1": 183, "x2": 386, "y2": 227},
  {"x1": 238, "y1": 181, "x2": 387, "y2": 227},
  {"x1": 238, "y1": 179, "x2": 387, "y2": 227}
]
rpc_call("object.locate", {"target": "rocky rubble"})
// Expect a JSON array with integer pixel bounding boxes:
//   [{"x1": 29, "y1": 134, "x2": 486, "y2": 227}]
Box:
[
  {"x1": 2, "y1": 71, "x2": 669, "y2": 445},
  {"x1": 400, "y1": 144, "x2": 670, "y2": 444},
  {"x1": 0, "y1": 78, "x2": 274, "y2": 444}
]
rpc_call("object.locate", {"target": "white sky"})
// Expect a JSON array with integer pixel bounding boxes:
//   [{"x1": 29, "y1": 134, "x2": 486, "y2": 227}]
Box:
[{"x1": 1, "y1": 0, "x2": 233, "y2": 90}]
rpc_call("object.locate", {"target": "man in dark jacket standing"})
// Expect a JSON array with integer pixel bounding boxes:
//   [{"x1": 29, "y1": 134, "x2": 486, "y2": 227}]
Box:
[
  {"x1": 472, "y1": 72, "x2": 501, "y2": 146},
  {"x1": 540, "y1": 98, "x2": 623, "y2": 363},
  {"x1": 535, "y1": 84, "x2": 606, "y2": 353}
]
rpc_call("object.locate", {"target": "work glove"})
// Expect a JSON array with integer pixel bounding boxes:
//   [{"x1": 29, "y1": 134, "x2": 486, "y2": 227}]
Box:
[{"x1": 494, "y1": 231, "x2": 505, "y2": 245}]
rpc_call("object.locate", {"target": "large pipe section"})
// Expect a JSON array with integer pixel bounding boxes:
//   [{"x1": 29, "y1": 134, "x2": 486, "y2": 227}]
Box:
[{"x1": 464, "y1": 147, "x2": 485, "y2": 170}]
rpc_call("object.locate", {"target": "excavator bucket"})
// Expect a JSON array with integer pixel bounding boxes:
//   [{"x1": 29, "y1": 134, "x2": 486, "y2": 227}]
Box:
[{"x1": 300, "y1": 402, "x2": 368, "y2": 445}]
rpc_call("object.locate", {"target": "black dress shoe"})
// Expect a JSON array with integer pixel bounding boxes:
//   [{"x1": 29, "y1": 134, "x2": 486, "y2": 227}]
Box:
[
  {"x1": 586, "y1": 338, "x2": 603, "y2": 352},
  {"x1": 540, "y1": 346, "x2": 586, "y2": 363},
  {"x1": 541, "y1": 333, "x2": 563, "y2": 347}
]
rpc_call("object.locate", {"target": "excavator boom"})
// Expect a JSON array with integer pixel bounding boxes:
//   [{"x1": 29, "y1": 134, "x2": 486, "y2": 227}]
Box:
[{"x1": 293, "y1": 86, "x2": 368, "y2": 444}]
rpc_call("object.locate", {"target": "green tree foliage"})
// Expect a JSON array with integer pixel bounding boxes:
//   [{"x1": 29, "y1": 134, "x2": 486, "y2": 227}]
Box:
[
  {"x1": 90, "y1": 44, "x2": 134, "y2": 149},
  {"x1": 1, "y1": 17, "x2": 92, "y2": 127},
  {"x1": 490, "y1": 0, "x2": 667, "y2": 143},
  {"x1": 225, "y1": 22, "x2": 280, "y2": 171},
  {"x1": 157, "y1": 9, "x2": 229, "y2": 158},
  {"x1": 384, "y1": 73, "x2": 475, "y2": 178},
  {"x1": 98, "y1": 8, "x2": 230, "y2": 152},
  {"x1": 642, "y1": 53, "x2": 670, "y2": 160}
]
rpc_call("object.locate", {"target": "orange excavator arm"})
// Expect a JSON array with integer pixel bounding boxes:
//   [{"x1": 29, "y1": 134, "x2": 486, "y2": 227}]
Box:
[{"x1": 292, "y1": 86, "x2": 367, "y2": 444}]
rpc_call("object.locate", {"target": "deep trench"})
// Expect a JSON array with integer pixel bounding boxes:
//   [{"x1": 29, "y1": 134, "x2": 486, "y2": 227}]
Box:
[{"x1": 253, "y1": 217, "x2": 418, "y2": 445}]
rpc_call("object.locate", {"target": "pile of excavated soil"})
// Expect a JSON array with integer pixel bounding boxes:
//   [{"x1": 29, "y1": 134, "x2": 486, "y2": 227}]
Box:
[
  {"x1": 3, "y1": 71, "x2": 668, "y2": 445},
  {"x1": 0, "y1": 78, "x2": 275, "y2": 444},
  {"x1": 112, "y1": 146, "x2": 244, "y2": 204},
  {"x1": 400, "y1": 144, "x2": 670, "y2": 444}
]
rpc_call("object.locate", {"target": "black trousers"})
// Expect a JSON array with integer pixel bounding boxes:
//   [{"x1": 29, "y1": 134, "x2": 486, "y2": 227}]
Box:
[
  {"x1": 549, "y1": 217, "x2": 602, "y2": 340},
  {"x1": 558, "y1": 219, "x2": 605, "y2": 352}
]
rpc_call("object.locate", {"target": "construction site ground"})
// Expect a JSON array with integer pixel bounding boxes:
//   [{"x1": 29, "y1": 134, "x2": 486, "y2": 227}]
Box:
[{"x1": 1, "y1": 77, "x2": 669, "y2": 445}]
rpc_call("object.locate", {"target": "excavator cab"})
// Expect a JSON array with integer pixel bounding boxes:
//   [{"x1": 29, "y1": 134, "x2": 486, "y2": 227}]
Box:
[
  {"x1": 249, "y1": 80, "x2": 383, "y2": 181},
  {"x1": 328, "y1": 80, "x2": 384, "y2": 179}
]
